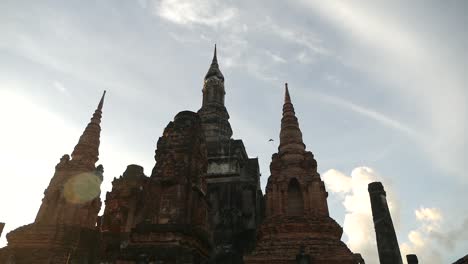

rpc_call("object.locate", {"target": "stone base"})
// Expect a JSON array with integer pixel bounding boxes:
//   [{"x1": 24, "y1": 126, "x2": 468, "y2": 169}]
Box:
[
  {"x1": 116, "y1": 223, "x2": 212, "y2": 264},
  {"x1": 0, "y1": 223, "x2": 100, "y2": 264},
  {"x1": 244, "y1": 215, "x2": 359, "y2": 264}
]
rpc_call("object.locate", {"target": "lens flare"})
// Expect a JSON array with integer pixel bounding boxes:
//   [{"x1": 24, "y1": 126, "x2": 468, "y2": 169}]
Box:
[{"x1": 63, "y1": 172, "x2": 101, "y2": 204}]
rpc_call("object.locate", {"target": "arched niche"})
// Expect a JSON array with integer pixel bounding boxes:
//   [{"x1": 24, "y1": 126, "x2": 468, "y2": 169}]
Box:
[{"x1": 287, "y1": 178, "x2": 304, "y2": 216}]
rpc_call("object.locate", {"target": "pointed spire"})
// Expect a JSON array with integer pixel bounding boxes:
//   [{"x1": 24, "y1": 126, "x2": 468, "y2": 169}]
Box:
[
  {"x1": 71, "y1": 91, "x2": 106, "y2": 168},
  {"x1": 97, "y1": 90, "x2": 106, "y2": 111},
  {"x1": 205, "y1": 44, "x2": 224, "y2": 81},
  {"x1": 285, "y1": 83, "x2": 291, "y2": 104},
  {"x1": 279, "y1": 83, "x2": 305, "y2": 155},
  {"x1": 213, "y1": 44, "x2": 218, "y2": 64}
]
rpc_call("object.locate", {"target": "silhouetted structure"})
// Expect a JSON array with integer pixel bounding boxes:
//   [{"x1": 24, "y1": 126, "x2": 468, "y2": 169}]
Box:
[
  {"x1": 407, "y1": 254, "x2": 419, "y2": 264},
  {"x1": 117, "y1": 111, "x2": 211, "y2": 263},
  {"x1": 0, "y1": 47, "x2": 382, "y2": 264},
  {"x1": 454, "y1": 254, "x2": 468, "y2": 264},
  {"x1": 244, "y1": 85, "x2": 360, "y2": 263},
  {"x1": 198, "y1": 46, "x2": 264, "y2": 263},
  {"x1": 368, "y1": 182, "x2": 403, "y2": 264},
  {"x1": 0, "y1": 223, "x2": 4, "y2": 238},
  {"x1": 0, "y1": 92, "x2": 106, "y2": 263}
]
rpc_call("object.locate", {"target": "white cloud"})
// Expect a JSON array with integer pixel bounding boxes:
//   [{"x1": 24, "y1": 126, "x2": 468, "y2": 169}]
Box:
[
  {"x1": 400, "y1": 207, "x2": 445, "y2": 263},
  {"x1": 316, "y1": 92, "x2": 420, "y2": 138},
  {"x1": 155, "y1": 0, "x2": 238, "y2": 27},
  {"x1": 295, "y1": 51, "x2": 314, "y2": 64},
  {"x1": 322, "y1": 169, "x2": 351, "y2": 193},
  {"x1": 400, "y1": 207, "x2": 468, "y2": 263},
  {"x1": 261, "y1": 17, "x2": 329, "y2": 57},
  {"x1": 53, "y1": 80, "x2": 66, "y2": 93},
  {"x1": 264, "y1": 50, "x2": 286, "y2": 63},
  {"x1": 415, "y1": 207, "x2": 442, "y2": 223},
  {"x1": 408, "y1": 230, "x2": 424, "y2": 248}
]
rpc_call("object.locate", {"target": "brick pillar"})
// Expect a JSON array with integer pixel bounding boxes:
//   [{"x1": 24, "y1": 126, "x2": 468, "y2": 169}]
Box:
[
  {"x1": 368, "y1": 182, "x2": 403, "y2": 264},
  {"x1": 407, "y1": 254, "x2": 418, "y2": 264}
]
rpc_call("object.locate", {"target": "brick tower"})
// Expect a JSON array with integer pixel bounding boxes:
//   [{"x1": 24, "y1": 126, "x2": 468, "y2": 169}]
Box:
[
  {"x1": 115, "y1": 111, "x2": 211, "y2": 263},
  {"x1": 0, "y1": 91, "x2": 106, "y2": 264},
  {"x1": 198, "y1": 46, "x2": 264, "y2": 263},
  {"x1": 244, "y1": 84, "x2": 361, "y2": 264},
  {"x1": 99, "y1": 164, "x2": 148, "y2": 262}
]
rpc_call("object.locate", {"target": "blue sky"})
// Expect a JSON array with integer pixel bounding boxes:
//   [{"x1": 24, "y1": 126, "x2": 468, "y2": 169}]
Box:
[{"x1": 0, "y1": 0, "x2": 467, "y2": 263}]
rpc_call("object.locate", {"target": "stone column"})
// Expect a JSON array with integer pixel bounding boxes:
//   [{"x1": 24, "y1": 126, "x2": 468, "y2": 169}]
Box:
[
  {"x1": 368, "y1": 182, "x2": 403, "y2": 264},
  {"x1": 406, "y1": 254, "x2": 418, "y2": 264}
]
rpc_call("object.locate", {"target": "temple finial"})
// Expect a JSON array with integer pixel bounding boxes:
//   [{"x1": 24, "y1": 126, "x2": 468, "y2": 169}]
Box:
[
  {"x1": 285, "y1": 83, "x2": 291, "y2": 104},
  {"x1": 279, "y1": 83, "x2": 305, "y2": 154},
  {"x1": 205, "y1": 45, "x2": 224, "y2": 80},
  {"x1": 97, "y1": 90, "x2": 106, "y2": 111},
  {"x1": 213, "y1": 44, "x2": 218, "y2": 64}
]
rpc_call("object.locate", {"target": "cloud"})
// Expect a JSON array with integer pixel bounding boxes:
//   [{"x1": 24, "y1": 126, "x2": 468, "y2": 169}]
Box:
[
  {"x1": 264, "y1": 50, "x2": 286, "y2": 63},
  {"x1": 322, "y1": 167, "x2": 399, "y2": 263},
  {"x1": 400, "y1": 207, "x2": 468, "y2": 263},
  {"x1": 155, "y1": 0, "x2": 238, "y2": 27},
  {"x1": 298, "y1": 0, "x2": 468, "y2": 179},
  {"x1": 316, "y1": 92, "x2": 419, "y2": 138},
  {"x1": 299, "y1": 0, "x2": 421, "y2": 60},
  {"x1": 400, "y1": 207, "x2": 445, "y2": 263},
  {"x1": 407, "y1": 230, "x2": 424, "y2": 248},
  {"x1": 261, "y1": 17, "x2": 329, "y2": 58},
  {"x1": 53, "y1": 81, "x2": 66, "y2": 93},
  {"x1": 321, "y1": 169, "x2": 351, "y2": 193},
  {"x1": 415, "y1": 207, "x2": 442, "y2": 223},
  {"x1": 430, "y1": 218, "x2": 468, "y2": 252},
  {"x1": 295, "y1": 51, "x2": 314, "y2": 64}
]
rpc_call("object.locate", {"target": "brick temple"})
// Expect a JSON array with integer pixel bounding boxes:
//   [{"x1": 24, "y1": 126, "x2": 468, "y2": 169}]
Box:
[{"x1": 0, "y1": 47, "x2": 366, "y2": 264}]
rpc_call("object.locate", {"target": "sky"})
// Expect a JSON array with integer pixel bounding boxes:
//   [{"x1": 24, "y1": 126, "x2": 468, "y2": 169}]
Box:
[{"x1": 0, "y1": 0, "x2": 467, "y2": 263}]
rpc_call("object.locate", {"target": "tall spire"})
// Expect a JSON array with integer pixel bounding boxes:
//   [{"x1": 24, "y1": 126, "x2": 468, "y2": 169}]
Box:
[
  {"x1": 204, "y1": 44, "x2": 224, "y2": 81},
  {"x1": 279, "y1": 83, "x2": 305, "y2": 155},
  {"x1": 285, "y1": 82, "x2": 291, "y2": 103},
  {"x1": 71, "y1": 91, "x2": 106, "y2": 168},
  {"x1": 213, "y1": 43, "x2": 218, "y2": 64}
]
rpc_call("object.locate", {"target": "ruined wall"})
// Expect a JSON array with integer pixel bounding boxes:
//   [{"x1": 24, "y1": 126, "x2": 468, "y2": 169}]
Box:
[{"x1": 115, "y1": 111, "x2": 212, "y2": 264}]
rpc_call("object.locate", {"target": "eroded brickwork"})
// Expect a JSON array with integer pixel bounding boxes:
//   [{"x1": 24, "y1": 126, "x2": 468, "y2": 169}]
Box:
[
  {"x1": 0, "y1": 92, "x2": 106, "y2": 264},
  {"x1": 244, "y1": 85, "x2": 359, "y2": 264},
  {"x1": 113, "y1": 111, "x2": 211, "y2": 263},
  {"x1": 100, "y1": 164, "x2": 148, "y2": 262},
  {"x1": 198, "y1": 47, "x2": 263, "y2": 263}
]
